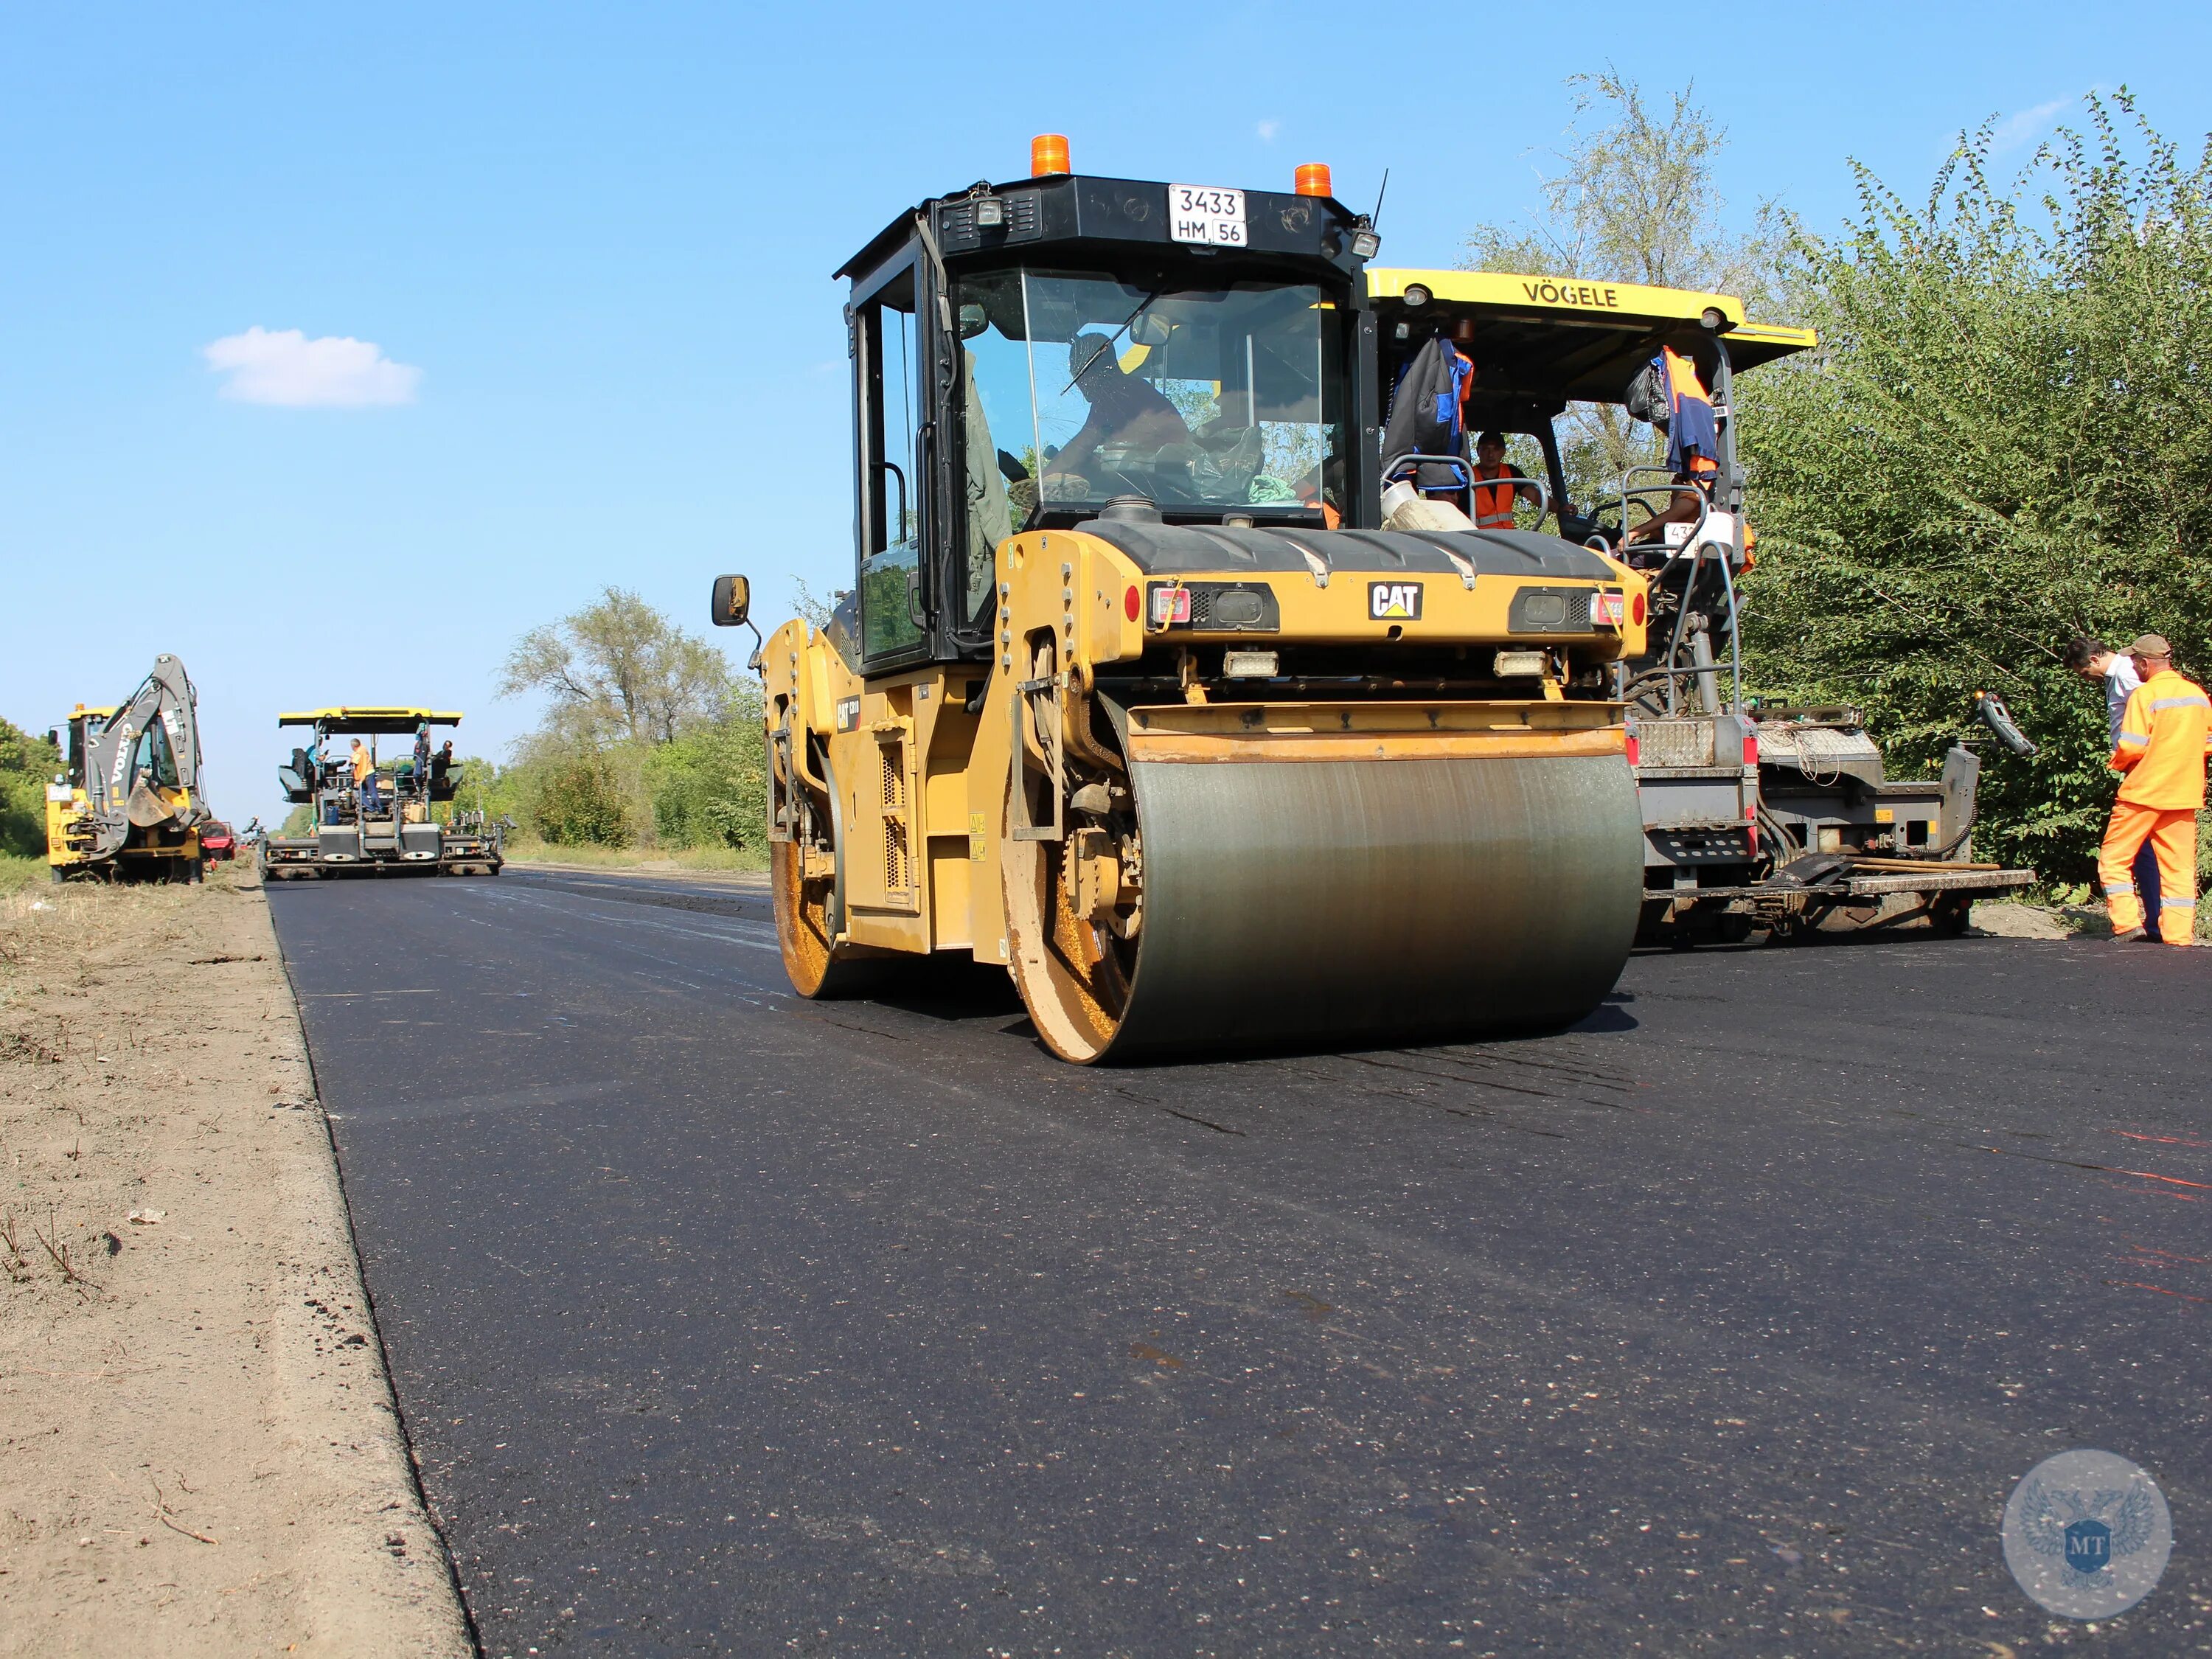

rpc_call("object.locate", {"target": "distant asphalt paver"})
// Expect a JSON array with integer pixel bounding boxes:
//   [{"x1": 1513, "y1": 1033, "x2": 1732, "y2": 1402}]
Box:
[{"x1": 267, "y1": 866, "x2": 2212, "y2": 1656}]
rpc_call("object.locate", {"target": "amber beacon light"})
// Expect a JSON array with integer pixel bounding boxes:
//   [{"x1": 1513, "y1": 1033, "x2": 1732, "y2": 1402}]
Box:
[
  {"x1": 1294, "y1": 162, "x2": 1333, "y2": 198},
  {"x1": 1031, "y1": 134, "x2": 1071, "y2": 177}
]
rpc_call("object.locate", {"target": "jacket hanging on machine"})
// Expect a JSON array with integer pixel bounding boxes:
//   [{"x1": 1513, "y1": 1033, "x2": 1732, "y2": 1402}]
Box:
[
  {"x1": 1627, "y1": 346, "x2": 1719, "y2": 480},
  {"x1": 1381, "y1": 336, "x2": 1475, "y2": 495}
]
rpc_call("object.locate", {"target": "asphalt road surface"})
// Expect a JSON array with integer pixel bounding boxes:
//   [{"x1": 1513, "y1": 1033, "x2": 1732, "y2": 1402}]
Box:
[{"x1": 267, "y1": 866, "x2": 2212, "y2": 1656}]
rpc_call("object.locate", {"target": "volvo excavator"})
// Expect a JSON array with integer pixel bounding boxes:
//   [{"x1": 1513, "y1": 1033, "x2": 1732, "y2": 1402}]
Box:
[
  {"x1": 714, "y1": 141, "x2": 1650, "y2": 1063},
  {"x1": 45, "y1": 655, "x2": 210, "y2": 883}
]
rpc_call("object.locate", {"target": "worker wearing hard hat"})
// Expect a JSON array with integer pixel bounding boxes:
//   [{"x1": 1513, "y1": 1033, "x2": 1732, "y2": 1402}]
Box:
[
  {"x1": 1470, "y1": 431, "x2": 1544, "y2": 532},
  {"x1": 2098, "y1": 633, "x2": 2211, "y2": 945}
]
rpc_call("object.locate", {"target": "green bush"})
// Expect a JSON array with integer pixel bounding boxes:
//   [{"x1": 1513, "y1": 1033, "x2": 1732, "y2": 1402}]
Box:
[
  {"x1": 0, "y1": 718, "x2": 63, "y2": 859},
  {"x1": 1739, "y1": 96, "x2": 2212, "y2": 882},
  {"x1": 532, "y1": 759, "x2": 630, "y2": 846},
  {"x1": 646, "y1": 692, "x2": 767, "y2": 850}
]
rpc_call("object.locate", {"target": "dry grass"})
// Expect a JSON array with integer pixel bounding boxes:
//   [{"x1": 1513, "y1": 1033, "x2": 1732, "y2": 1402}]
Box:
[{"x1": 499, "y1": 834, "x2": 768, "y2": 874}]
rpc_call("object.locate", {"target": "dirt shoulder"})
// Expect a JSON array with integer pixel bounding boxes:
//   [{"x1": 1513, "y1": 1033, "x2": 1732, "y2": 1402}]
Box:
[{"x1": 0, "y1": 866, "x2": 470, "y2": 1657}]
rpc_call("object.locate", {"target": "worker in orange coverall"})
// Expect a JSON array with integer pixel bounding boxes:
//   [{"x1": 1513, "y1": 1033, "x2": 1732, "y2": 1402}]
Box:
[{"x1": 2099, "y1": 633, "x2": 2211, "y2": 945}]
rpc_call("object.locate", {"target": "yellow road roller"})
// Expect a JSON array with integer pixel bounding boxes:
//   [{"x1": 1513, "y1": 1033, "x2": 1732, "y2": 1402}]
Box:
[{"x1": 717, "y1": 142, "x2": 1650, "y2": 1062}]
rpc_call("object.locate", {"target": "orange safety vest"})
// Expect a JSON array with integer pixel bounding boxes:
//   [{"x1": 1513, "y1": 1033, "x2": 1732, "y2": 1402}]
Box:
[
  {"x1": 2112, "y1": 668, "x2": 2212, "y2": 809},
  {"x1": 350, "y1": 745, "x2": 373, "y2": 783},
  {"x1": 1472, "y1": 462, "x2": 1524, "y2": 529}
]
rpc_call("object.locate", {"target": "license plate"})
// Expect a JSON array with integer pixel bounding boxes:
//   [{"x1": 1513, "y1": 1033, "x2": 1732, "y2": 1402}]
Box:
[{"x1": 1169, "y1": 185, "x2": 1246, "y2": 247}]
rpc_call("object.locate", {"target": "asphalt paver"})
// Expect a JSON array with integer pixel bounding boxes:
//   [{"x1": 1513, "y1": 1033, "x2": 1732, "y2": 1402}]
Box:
[{"x1": 266, "y1": 867, "x2": 2212, "y2": 1655}]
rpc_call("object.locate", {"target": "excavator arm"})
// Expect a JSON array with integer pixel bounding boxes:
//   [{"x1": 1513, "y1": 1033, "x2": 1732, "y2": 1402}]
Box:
[{"x1": 78, "y1": 655, "x2": 207, "y2": 858}]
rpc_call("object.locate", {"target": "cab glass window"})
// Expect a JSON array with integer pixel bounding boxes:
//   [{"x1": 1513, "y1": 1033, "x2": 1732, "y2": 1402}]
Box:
[
  {"x1": 956, "y1": 270, "x2": 1347, "y2": 550},
  {"x1": 855, "y1": 271, "x2": 926, "y2": 662}
]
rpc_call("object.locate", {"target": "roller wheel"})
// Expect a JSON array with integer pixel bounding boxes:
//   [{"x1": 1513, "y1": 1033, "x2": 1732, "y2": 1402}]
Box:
[
  {"x1": 1001, "y1": 789, "x2": 1138, "y2": 1064},
  {"x1": 769, "y1": 745, "x2": 897, "y2": 998}
]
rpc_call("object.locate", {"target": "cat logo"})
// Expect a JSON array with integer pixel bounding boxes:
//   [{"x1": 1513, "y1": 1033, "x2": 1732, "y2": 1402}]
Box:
[
  {"x1": 835, "y1": 697, "x2": 860, "y2": 733},
  {"x1": 1368, "y1": 580, "x2": 1423, "y2": 622}
]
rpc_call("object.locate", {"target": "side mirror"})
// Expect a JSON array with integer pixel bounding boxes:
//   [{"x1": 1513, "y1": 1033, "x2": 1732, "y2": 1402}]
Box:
[{"x1": 711, "y1": 574, "x2": 751, "y2": 628}]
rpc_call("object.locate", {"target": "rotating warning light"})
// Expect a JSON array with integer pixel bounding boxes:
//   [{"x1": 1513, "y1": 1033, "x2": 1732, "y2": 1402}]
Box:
[
  {"x1": 1032, "y1": 134, "x2": 1071, "y2": 177},
  {"x1": 1294, "y1": 162, "x2": 1332, "y2": 198}
]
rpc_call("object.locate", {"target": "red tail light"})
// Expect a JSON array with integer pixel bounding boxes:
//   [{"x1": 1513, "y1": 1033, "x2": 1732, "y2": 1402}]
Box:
[
  {"x1": 1632, "y1": 590, "x2": 1646, "y2": 626},
  {"x1": 1743, "y1": 734, "x2": 1759, "y2": 767}
]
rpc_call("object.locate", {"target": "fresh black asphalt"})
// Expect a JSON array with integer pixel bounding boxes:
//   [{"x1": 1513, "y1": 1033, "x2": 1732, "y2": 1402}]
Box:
[{"x1": 266, "y1": 866, "x2": 2212, "y2": 1655}]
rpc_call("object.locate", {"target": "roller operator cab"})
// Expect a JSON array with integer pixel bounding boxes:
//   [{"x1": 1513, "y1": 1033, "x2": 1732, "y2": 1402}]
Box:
[
  {"x1": 720, "y1": 147, "x2": 1652, "y2": 1063},
  {"x1": 1364, "y1": 268, "x2": 2031, "y2": 942}
]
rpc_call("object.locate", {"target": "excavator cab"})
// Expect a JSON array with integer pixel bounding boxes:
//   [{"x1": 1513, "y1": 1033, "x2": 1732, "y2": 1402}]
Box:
[{"x1": 260, "y1": 709, "x2": 501, "y2": 879}]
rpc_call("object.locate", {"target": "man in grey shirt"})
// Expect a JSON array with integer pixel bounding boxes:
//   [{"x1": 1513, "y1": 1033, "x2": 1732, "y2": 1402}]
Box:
[{"x1": 2066, "y1": 636, "x2": 2159, "y2": 935}]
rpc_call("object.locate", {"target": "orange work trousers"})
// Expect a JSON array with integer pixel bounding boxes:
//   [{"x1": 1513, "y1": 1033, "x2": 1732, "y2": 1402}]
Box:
[{"x1": 2100, "y1": 802, "x2": 2199, "y2": 945}]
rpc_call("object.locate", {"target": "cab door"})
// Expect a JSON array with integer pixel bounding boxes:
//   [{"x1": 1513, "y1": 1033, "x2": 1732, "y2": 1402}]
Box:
[{"x1": 843, "y1": 258, "x2": 928, "y2": 919}]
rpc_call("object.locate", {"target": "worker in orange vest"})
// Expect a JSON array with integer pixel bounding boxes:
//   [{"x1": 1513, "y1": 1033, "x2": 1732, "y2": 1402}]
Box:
[
  {"x1": 2099, "y1": 633, "x2": 2211, "y2": 945},
  {"x1": 1470, "y1": 431, "x2": 1543, "y2": 532},
  {"x1": 350, "y1": 737, "x2": 383, "y2": 818}
]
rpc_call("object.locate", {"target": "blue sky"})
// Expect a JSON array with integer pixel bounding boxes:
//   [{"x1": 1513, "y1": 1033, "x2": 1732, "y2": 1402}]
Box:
[{"x1": 5, "y1": 1, "x2": 2208, "y2": 824}]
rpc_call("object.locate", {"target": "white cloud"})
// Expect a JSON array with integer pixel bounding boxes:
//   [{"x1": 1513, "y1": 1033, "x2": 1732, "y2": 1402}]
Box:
[
  {"x1": 1989, "y1": 93, "x2": 2077, "y2": 155},
  {"x1": 1256, "y1": 119, "x2": 1280, "y2": 143},
  {"x1": 202, "y1": 326, "x2": 421, "y2": 407}
]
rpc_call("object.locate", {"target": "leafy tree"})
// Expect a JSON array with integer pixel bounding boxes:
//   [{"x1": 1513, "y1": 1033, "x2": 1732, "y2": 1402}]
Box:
[
  {"x1": 0, "y1": 719, "x2": 63, "y2": 858},
  {"x1": 1738, "y1": 93, "x2": 2212, "y2": 883},
  {"x1": 499, "y1": 588, "x2": 733, "y2": 745},
  {"x1": 1461, "y1": 70, "x2": 1778, "y2": 512},
  {"x1": 498, "y1": 591, "x2": 769, "y2": 855}
]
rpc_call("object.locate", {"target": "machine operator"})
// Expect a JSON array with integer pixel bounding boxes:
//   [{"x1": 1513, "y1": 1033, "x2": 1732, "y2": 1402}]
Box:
[
  {"x1": 1470, "y1": 431, "x2": 1543, "y2": 531},
  {"x1": 1042, "y1": 333, "x2": 1191, "y2": 496}
]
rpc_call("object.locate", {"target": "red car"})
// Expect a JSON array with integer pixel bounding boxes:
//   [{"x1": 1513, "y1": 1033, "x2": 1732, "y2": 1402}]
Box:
[{"x1": 199, "y1": 820, "x2": 237, "y2": 863}]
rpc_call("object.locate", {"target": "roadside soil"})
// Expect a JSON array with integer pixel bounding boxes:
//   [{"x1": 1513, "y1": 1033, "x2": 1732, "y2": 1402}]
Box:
[{"x1": 0, "y1": 863, "x2": 470, "y2": 1656}]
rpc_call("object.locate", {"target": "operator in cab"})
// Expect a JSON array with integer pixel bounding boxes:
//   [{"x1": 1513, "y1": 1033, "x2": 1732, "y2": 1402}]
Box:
[
  {"x1": 1624, "y1": 345, "x2": 1721, "y2": 554},
  {"x1": 1041, "y1": 333, "x2": 1192, "y2": 498},
  {"x1": 1470, "y1": 431, "x2": 1543, "y2": 532}
]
